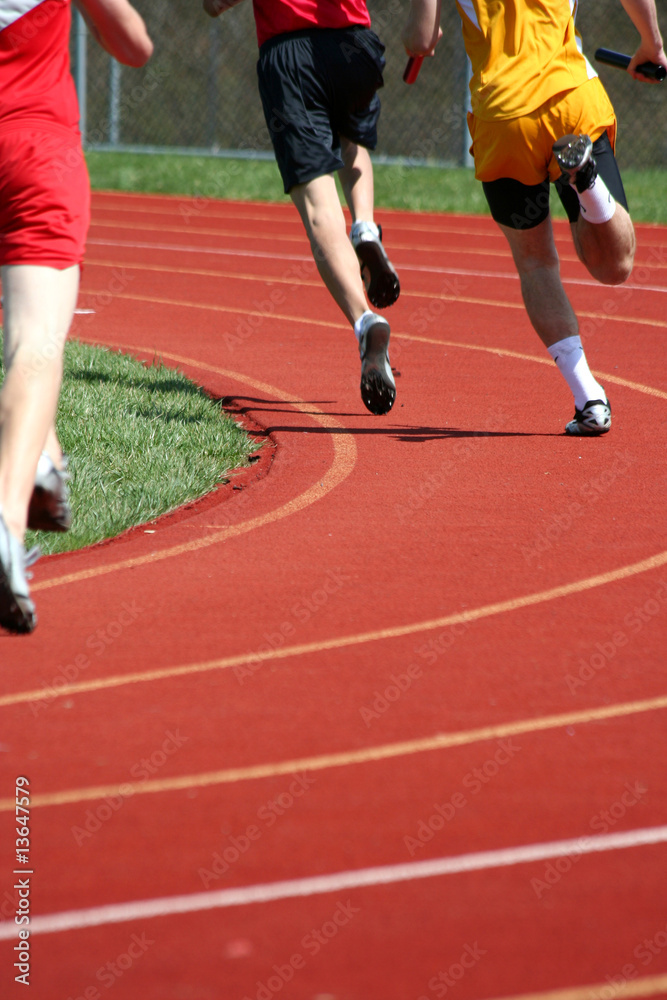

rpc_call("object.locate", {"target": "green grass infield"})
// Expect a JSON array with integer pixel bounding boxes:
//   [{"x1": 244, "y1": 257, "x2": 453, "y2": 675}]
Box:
[
  {"x1": 86, "y1": 150, "x2": 667, "y2": 224},
  {"x1": 0, "y1": 336, "x2": 258, "y2": 556}
]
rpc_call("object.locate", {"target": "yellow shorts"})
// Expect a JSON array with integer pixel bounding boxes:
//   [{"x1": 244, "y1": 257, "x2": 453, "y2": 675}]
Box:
[{"x1": 468, "y1": 77, "x2": 617, "y2": 186}]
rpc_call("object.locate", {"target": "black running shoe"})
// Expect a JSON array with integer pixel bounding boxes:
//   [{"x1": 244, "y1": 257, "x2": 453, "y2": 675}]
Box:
[
  {"x1": 552, "y1": 134, "x2": 598, "y2": 193},
  {"x1": 350, "y1": 221, "x2": 400, "y2": 309},
  {"x1": 0, "y1": 514, "x2": 38, "y2": 634},
  {"x1": 28, "y1": 453, "x2": 72, "y2": 532},
  {"x1": 358, "y1": 313, "x2": 396, "y2": 415},
  {"x1": 565, "y1": 398, "x2": 611, "y2": 435}
]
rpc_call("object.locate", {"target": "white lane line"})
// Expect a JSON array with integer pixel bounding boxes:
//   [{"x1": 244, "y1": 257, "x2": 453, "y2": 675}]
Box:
[
  {"x1": 2, "y1": 825, "x2": 665, "y2": 940},
  {"x1": 86, "y1": 239, "x2": 667, "y2": 294}
]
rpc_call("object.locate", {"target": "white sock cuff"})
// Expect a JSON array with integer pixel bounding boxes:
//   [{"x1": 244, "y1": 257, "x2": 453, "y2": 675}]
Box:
[
  {"x1": 547, "y1": 335, "x2": 582, "y2": 361},
  {"x1": 576, "y1": 175, "x2": 616, "y2": 224},
  {"x1": 36, "y1": 451, "x2": 54, "y2": 477},
  {"x1": 350, "y1": 220, "x2": 379, "y2": 241},
  {"x1": 353, "y1": 310, "x2": 375, "y2": 341}
]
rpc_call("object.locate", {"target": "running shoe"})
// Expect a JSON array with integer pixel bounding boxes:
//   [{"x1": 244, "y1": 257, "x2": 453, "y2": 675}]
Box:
[
  {"x1": 552, "y1": 134, "x2": 598, "y2": 193},
  {"x1": 350, "y1": 221, "x2": 400, "y2": 309},
  {"x1": 28, "y1": 452, "x2": 71, "y2": 532},
  {"x1": 0, "y1": 513, "x2": 38, "y2": 634},
  {"x1": 358, "y1": 312, "x2": 396, "y2": 415},
  {"x1": 565, "y1": 398, "x2": 611, "y2": 435}
]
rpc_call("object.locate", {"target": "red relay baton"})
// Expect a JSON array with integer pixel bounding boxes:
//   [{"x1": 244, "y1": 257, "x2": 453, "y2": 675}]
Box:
[{"x1": 403, "y1": 56, "x2": 424, "y2": 84}]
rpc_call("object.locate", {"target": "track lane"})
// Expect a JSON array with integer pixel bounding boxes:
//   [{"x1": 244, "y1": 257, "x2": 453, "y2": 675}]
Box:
[{"x1": 1, "y1": 194, "x2": 665, "y2": 1000}]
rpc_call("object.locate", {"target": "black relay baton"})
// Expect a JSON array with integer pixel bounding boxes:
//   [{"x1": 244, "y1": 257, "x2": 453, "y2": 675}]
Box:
[{"x1": 595, "y1": 47, "x2": 666, "y2": 81}]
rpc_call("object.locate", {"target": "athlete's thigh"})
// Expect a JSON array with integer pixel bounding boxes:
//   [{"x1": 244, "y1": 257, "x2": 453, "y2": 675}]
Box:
[{"x1": 1, "y1": 264, "x2": 80, "y2": 368}]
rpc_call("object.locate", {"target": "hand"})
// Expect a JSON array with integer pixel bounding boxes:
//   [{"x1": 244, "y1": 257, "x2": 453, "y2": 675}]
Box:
[
  {"x1": 203, "y1": 0, "x2": 238, "y2": 17},
  {"x1": 628, "y1": 41, "x2": 667, "y2": 81},
  {"x1": 402, "y1": 0, "x2": 442, "y2": 57},
  {"x1": 402, "y1": 24, "x2": 442, "y2": 58}
]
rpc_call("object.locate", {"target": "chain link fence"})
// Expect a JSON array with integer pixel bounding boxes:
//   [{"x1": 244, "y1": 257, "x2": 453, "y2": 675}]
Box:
[{"x1": 72, "y1": 0, "x2": 666, "y2": 170}]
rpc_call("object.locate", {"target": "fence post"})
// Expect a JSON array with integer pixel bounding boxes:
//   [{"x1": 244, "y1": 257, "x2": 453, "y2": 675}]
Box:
[
  {"x1": 74, "y1": 10, "x2": 87, "y2": 145},
  {"x1": 463, "y1": 55, "x2": 474, "y2": 168},
  {"x1": 110, "y1": 59, "x2": 122, "y2": 146}
]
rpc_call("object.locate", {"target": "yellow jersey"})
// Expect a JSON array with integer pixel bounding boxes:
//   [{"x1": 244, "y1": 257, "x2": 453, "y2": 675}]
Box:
[{"x1": 456, "y1": 0, "x2": 597, "y2": 121}]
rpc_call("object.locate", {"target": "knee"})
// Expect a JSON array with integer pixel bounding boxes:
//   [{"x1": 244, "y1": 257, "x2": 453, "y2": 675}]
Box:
[
  {"x1": 593, "y1": 251, "x2": 635, "y2": 286},
  {"x1": 5, "y1": 336, "x2": 64, "y2": 382}
]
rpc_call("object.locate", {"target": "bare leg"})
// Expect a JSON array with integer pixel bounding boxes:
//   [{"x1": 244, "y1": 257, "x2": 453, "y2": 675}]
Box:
[
  {"x1": 43, "y1": 426, "x2": 64, "y2": 469},
  {"x1": 569, "y1": 203, "x2": 635, "y2": 285},
  {"x1": 338, "y1": 137, "x2": 375, "y2": 224},
  {"x1": 0, "y1": 264, "x2": 79, "y2": 539},
  {"x1": 498, "y1": 217, "x2": 579, "y2": 348},
  {"x1": 497, "y1": 216, "x2": 608, "y2": 421},
  {"x1": 290, "y1": 174, "x2": 368, "y2": 326}
]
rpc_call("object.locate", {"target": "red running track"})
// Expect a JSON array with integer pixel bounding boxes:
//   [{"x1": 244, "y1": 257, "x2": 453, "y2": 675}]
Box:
[{"x1": 1, "y1": 192, "x2": 666, "y2": 1000}]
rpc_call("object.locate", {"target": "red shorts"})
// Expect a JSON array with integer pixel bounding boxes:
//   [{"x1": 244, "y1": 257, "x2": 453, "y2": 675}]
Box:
[{"x1": 0, "y1": 124, "x2": 90, "y2": 268}]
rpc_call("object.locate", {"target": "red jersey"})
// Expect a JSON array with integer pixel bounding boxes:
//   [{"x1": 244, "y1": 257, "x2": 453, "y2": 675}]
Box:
[
  {"x1": 253, "y1": 0, "x2": 371, "y2": 48},
  {"x1": 0, "y1": 0, "x2": 79, "y2": 133}
]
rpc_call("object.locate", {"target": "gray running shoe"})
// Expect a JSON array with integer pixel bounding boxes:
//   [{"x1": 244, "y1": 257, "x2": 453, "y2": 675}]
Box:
[
  {"x1": 358, "y1": 313, "x2": 396, "y2": 416},
  {"x1": 0, "y1": 514, "x2": 38, "y2": 634},
  {"x1": 565, "y1": 398, "x2": 611, "y2": 436},
  {"x1": 28, "y1": 453, "x2": 71, "y2": 532},
  {"x1": 350, "y1": 221, "x2": 400, "y2": 309},
  {"x1": 552, "y1": 133, "x2": 598, "y2": 193}
]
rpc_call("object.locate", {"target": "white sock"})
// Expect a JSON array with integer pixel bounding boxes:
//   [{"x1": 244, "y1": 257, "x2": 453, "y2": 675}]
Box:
[
  {"x1": 36, "y1": 451, "x2": 54, "y2": 478},
  {"x1": 547, "y1": 335, "x2": 606, "y2": 409},
  {"x1": 575, "y1": 174, "x2": 616, "y2": 224},
  {"x1": 353, "y1": 310, "x2": 375, "y2": 342},
  {"x1": 350, "y1": 220, "x2": 379, "y2": 242}
]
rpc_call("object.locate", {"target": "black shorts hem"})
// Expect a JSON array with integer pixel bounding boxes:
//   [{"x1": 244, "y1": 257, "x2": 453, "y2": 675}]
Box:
[
  {"x1": 257, "y1": 26, "x2": 384, "y2": 196},
  {"x1": 482, "y1": 130, "x2": 629, "y2": 229}
]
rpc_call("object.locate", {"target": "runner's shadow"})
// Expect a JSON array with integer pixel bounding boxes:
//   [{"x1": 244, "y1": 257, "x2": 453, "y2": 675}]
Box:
[
  {"x1": 218, "y1": 397, "x2": 559, "y2": 439},
  {"x1": 267, "y1": 425, "x2": 555, "y2": 440}
]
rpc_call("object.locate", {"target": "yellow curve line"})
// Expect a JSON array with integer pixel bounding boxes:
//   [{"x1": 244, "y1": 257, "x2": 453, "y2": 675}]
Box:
[
  {"x1": 483, "y1": 972, "x2": 667, "y2": 1000},
  {"x1": 89, "y1": 218, "x2": 667, "y2": 270},
  {"x1": 8, "y1": 550, "x2": 667, "y2": 708},
  {"x1": 88, "y1": 258, "x2": 324, "y2": 287},
  {"x1": 85, "y1": 259, "x2": 667, "y2": 319},
  {"x1": 90, "y1": 197, "x2": 667, "y2": 245},
  {"x1": 77, "y1": 289, "x2": 667, "y2": 397},
  {"x1": 396, "y1": 336, "x2": 667, "y2": 401},
  {"x1": 32, "y1": 363, "x2": 356, "y2": 592},
  {"x1": 2, "y1": 692, "x2": 667, "y2": 811},
  {"x1": 78, "y1": 286, "x2": 667, "y2": 334},
  {"x1": 90, "y1": 218, "x2": 309, "y2": 244}
]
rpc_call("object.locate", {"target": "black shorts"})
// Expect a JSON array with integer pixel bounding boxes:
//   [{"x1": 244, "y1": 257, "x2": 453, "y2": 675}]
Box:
[
  {"x1": 257, "y1": 26, "x2": 385, "y2": 193},
  {"x1": 482, "y1": 131, "x2": 629, "y2": 230}
]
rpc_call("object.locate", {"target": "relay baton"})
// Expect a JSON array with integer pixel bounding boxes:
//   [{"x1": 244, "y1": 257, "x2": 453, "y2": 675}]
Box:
[
  {"x1": 595, "y1": 47, "x2": 666, "y2": 81},
  {"x1": 403, "y1": 56, "x2": 424, "y2": 84}
]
